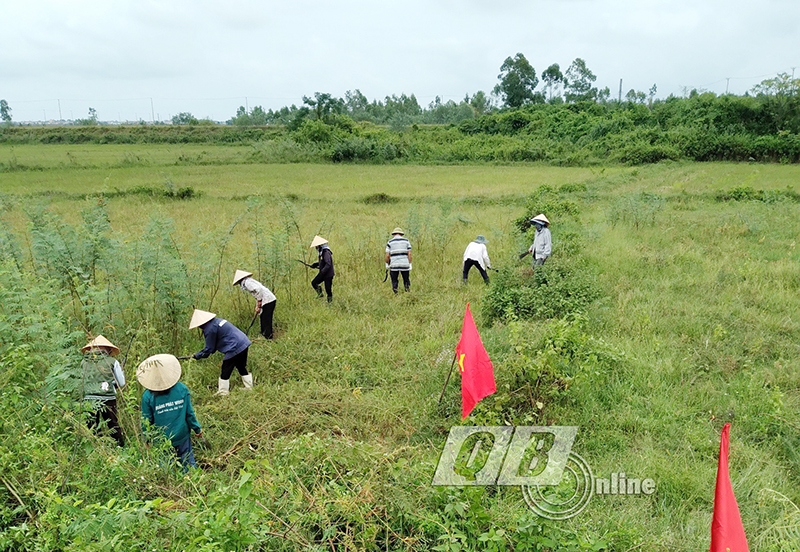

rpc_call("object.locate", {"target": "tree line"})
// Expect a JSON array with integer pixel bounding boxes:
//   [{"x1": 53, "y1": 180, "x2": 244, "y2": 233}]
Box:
[{"x1": 1, "y1": 54, "x2": 797, "y2": 131}]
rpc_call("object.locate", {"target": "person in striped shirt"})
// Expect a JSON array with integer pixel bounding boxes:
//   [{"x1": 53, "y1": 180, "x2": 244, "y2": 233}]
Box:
[{"x1": 385, "y1": 227, "x2": 412, "y2": 293}]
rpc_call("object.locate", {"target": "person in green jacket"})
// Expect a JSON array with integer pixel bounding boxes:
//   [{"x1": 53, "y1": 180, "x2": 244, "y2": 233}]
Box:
[
  {"x1": 81, "y1": 335, "x2": 126, "y2": 447},
  {"x1": 137, "y1": 354, "x2": 202, "y2": 470}
]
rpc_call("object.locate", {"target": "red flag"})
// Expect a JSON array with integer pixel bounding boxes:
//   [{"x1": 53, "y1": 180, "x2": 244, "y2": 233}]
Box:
[
  {"x1": 710, "y1": 423, "x2": 749, "y2": 552},
  {"x1": 456, "y1": 303, "x2": 496, "y2": 419}
]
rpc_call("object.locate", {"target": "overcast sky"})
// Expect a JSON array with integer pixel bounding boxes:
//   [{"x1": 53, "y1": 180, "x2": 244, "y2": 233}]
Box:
[{"x1": 3, "y1": 0, "x2": 798, "y2": 123}]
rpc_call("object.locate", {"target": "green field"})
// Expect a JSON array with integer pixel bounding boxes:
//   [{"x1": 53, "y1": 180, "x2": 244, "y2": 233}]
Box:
[{"x1": 1, "y1": 144, "x2": 799, "y2": 551}]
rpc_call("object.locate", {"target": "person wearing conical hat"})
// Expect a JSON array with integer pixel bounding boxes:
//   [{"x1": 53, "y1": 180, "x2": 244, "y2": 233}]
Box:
[
  {"x1": 385, "y1": 227, "x2": 412, "y2": 294},
  {"x1": 81, "y1": 335, "x2": 126, "y2": 447},
  {"x1": 309, "y1": 235, "x2": 335, "y2": 303},
  {"x1": 462, "y1": 235, "x2": 492, "y2": 285},
  {"x1": 137, "y1": 354, "x2": 202, "y2": 470},
  {"x1": 189, "y1": 309, "x2": 253, "y2": 396},
  {"x1": 527, "y1": 214, "x2": 552, "y2": 266},
  {"x1": 232, "y1": 270, "x2": 277, "y2": 340}
]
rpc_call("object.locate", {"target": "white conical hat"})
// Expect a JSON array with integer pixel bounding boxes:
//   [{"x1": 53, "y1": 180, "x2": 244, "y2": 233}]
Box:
[
  {"x1": 136, "y1": 354, "x2": 181, "y2": 391},
  {"x1": 310, "y1": 235, "x2": 328, "y2": 248},
  {"x1": 232, "y1": 270, "x2": 253, "y2": 286},
  {"x1": 531, "y1": 213, "x2": 550, "y2": 225},
  {"x1": 81, "y1": 335, "x2": 120, "y2": 356},
  {"x1": 189, "y1": 309, "x2": 216, "y2": 329}
]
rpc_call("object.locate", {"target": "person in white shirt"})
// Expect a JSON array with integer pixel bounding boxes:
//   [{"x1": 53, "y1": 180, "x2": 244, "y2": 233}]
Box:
[
  {"x1": 232, "y1": 270, "x2": 277, "y2": 339},
  {"x1": 462, "y1": 235, "x2": 492, "y2": 285}
]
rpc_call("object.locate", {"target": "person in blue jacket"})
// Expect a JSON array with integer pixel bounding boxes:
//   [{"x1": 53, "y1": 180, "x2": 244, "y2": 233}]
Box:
[
  {"x1": 137, "y1": 354, "x2": 202, "y2": 470},
  {"x1": 189, "y1": 309, "x2": 253, "y2": 396}
]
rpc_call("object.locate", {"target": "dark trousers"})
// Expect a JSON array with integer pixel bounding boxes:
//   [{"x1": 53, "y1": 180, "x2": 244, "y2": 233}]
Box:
[
  {"x1": 390, "y1": 270, "x2": 410, "y2": 293},
  {"x1": 463, "y1": 260, "x2": 490, "y2": 284},
  {"x1": 311, "y1": 273, "x2": 333, "y2": 301},
  {"x1": 260, "y1": 300, "x2": 275, "y2": 339},
  {"x1": 173, "y1": 435, "x2": 197, "y2": 471},
  {"x1": 87, "y1": 399, "x2": 124, "y2": 447},
  {"x1": 220, "y1": 347, "x2": 249, "y2": 380}
]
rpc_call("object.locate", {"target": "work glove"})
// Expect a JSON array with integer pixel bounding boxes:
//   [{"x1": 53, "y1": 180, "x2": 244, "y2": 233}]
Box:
[
  {"x1": 518, "y1": 253, "x2": 527, "y2": 259},
  {"x1": 192, "y1": 352, "x2": 202, "y2": 360},
  {"x1": 310, "y1": 262, "x2": 319, "y2": 269},
  {"x1": 408, "y1": 263, "x2": 412, "y2": 270},
  {"x1": 385, "y1": 263, "x2": 389, "y2": 269}
]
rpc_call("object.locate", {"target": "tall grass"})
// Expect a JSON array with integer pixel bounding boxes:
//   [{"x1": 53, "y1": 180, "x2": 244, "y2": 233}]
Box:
[{"x1": 0, "y1": 158, "x2": 798, "y2": 550}]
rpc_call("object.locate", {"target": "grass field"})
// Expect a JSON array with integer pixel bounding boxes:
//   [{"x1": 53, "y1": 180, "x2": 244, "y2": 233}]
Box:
[{"x1": 1, "y1": 144, "x2": 799, "y2": 551}]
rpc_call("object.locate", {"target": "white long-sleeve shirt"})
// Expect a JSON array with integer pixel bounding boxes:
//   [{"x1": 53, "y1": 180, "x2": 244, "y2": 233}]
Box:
[
  {"x1": 463, "y1": 241, "x2": 491, "y2": 270},
  {"x1": 239, "y1": 277, "x2": 276, "y2": 304},
  {"x1": 529, "y1": 227, "x2": 552, "y2": 260}
]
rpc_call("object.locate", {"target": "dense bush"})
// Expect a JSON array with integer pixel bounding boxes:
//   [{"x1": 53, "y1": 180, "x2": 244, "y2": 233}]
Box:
[
  {"x1": 2, "y1": 91, "x2": 798, "y2": 166},
  {"x1": 483, "y1": 260, "x2": 600, "y2": 324}
]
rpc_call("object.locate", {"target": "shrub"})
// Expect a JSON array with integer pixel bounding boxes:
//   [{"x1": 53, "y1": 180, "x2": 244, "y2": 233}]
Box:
[{"x1": 482, "y1": 260, "x2": 600, "y2": 324}]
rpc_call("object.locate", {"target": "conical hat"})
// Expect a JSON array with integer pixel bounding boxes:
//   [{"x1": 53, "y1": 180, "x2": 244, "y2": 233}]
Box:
[
  {"x1": 136, "y1": 354, "x2": 181, "y2": 391},
  {"x1": 81, "y1": 335, "x2": 120, "y2": 356},
  {"x1": 310, "y1": 235, "x2": 328, "y2": 248},
  {"x1": 189, "y1": 309, "x2": 216, "y2": 329},
  {"x1": 232, "y1": 270, "x2": 253, "y2": 286},
  {"x1": 531, "y1": 213, "x2": 550, "y2": 225}
]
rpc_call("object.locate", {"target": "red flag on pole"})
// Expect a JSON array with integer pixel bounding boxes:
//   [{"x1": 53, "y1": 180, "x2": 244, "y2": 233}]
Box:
[
  {"x1": 710, "y1": 423, "x2": 750, "y2": 552},
  {"x1": 456, "y1": 303, "x2": 496, "y2": 419}
]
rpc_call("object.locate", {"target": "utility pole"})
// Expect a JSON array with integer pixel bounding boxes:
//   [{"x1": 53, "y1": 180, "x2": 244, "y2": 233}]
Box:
[
  {"x1": 245, "y1": 96, "x2": 249, "y2": 112},
  {"x1": 618, "y1": 79, "x2": 623, "y2": 103},
  {"x1": 150, "y1": 98, "x2": 155, "y2": 122},
  {"x1": 58, "y1": 99, "x2": 62, "y2": 121},
  {"x1": 726, "y1": 78, "x2": 730, "y2": 94}
]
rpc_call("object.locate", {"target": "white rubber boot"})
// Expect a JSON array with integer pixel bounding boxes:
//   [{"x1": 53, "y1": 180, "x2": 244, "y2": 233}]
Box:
[
  {"x1": 242, "y1": 374, "x2": 254, "y2": 390},
  {"x1": 216, "y1": 378, "x2": 230, "y2": 396}
]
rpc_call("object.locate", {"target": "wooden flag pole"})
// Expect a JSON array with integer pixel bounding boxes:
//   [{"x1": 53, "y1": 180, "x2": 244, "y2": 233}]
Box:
[{"x1": 438, "y1": 352, "x2": 458, "y2": 404}]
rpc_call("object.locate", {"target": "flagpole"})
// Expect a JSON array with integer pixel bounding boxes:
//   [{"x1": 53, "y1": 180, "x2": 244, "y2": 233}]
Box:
[{"x1": 438, "y1": 352, "x2": 458, "y2": 404}]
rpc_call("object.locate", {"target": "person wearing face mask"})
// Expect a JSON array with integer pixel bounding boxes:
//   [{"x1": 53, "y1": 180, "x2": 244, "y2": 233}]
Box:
[{"x1": 521, "y1": 213, "x2": 551, "y2": 266}]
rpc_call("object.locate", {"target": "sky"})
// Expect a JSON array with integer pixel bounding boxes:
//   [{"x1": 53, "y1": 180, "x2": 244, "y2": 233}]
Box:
[{"x1": 2, "y1": 0, "x2": 798, "y2": 123}]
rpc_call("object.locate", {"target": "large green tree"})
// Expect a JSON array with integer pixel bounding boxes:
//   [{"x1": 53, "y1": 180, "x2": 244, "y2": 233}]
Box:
[
  {"x1": 564, "y1": 58, "x2": 598, "y2": 102},
  {"x1": 541, "y1": 64, "x2": 564, "y2": 102},
  {"x1": 303, "y1": 92, "x2": 345, "y2": 121},
  {"x1": 493, "y1": 53, "x2": 539, "y2": 108}
]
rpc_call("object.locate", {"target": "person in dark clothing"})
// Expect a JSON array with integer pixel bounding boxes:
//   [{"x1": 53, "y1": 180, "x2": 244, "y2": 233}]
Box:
[
  {"x1": 189, "y1": 309, "x2": 253, "y2": 396},
  {"x1": 81, "y1": 335, "x2": 126, "y2": 447},
  {"x1": 137, "y1": 354, "x2": 202, "y2": 471},
  {"x1": 309, "y1": 235, "x2": 334, "y2": 302}
]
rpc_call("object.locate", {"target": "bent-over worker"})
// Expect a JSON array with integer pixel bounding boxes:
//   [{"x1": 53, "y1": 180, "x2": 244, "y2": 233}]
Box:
[
  {"x1": 189, "y1": 309, "x2": 253, "y2": 395},
  {"x1": 232, "y1": 270, "x2": 276, "y2": 339},
  {"x1": 137, "y1": 354, "x2": 202, "y2": 471},
  {"x1": 463, "y1": 235, "x2": 492, "y2": 285}
]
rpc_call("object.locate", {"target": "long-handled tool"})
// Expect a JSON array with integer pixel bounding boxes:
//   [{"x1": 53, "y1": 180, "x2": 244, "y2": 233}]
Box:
[
  {"x1": 295, "y1": 259, "x2": 315, "y2": 268},
  {"x1": 245, "y1": 311, "x2": 259, "y2": 335}
]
